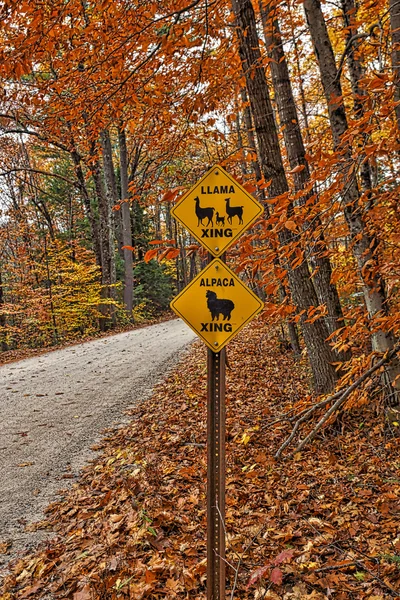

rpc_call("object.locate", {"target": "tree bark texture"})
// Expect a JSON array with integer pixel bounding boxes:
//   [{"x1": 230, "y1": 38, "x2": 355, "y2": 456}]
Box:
[
  {"x1": 70, "y1": 149, "x2": 102, "y2": 267},
  {"x1": 92, "y1": 155, "x2": 116, "y2": 329},
  {"x1": 259, "y1": 0, "x2": 347, "y2": 353},
  {"x1": 0, "y1": 269, "x2": 7, "y2": 351},
  {"x1": 231, "y1": 0, "x2": 339, "y2": 393},
  {"x1": 340, "y1": 0, "x2": 373, "y2": 192},
  {"x1": 241, "y1": 86, "x2": 301, "y2": 356},
  {"x1": 101, "y1": 130, "x2": 123, "y2": 259},
  {"x1": 390, "y1": 0, "x2": 400, "y2": 133},
  {"x1": 118, "y1": 128, "x2": 134, "y2": 316},
  {"x1": 303, "y1": 0, "x2": 398, "y2": 362}
]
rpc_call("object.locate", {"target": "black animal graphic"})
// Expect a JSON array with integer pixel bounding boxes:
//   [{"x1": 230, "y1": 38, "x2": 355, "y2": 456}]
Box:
[
  {"x1": 224, "y1": 197, "x2": 244, "y2": 225},
  {"x1": 216, "y1": 211, "x2": 225, "y2": 226},
  {"x1": 206, "y1": 290, "x2": 235, "y2": 321},
  {"x1": 194, "y1": 196, "x2": 214, "y2": 226}
]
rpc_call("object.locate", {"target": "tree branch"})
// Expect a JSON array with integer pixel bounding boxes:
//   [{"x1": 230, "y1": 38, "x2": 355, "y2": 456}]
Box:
[
  {"x1": 0, "y1": 167, "x2": 78, "y2": 186},
  {"x1": 334, "y1": 23, "x2": 379, "y2": 83},
  {"x1": 275, "y1": 344, "x2": 400, "y2": 458}
]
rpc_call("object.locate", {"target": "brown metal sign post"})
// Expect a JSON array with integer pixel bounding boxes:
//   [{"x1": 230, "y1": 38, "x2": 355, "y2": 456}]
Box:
[
  {"x1": 169, "y1": 165, "x2": 264, "y2": 600},
  {"x1": 207, "y1": 346, "x2": 226, "y2": 600}
]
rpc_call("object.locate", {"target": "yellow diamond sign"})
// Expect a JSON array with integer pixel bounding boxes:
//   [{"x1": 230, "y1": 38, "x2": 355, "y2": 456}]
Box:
[
  {"x1": 171, "y1": 165, "x2": 264, "y2": 257},
  {"x1": 170, "y1": 259, "x2": 264, "y2": 352}
]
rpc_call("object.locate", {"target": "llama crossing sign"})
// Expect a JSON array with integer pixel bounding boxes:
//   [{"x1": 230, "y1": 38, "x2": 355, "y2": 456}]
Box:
[
  {"x1": 170, "y1": 259, "x2": 263, "y2": 351},
  {"x1": 170, "y1": 166, "x2": 264, "y2": 600},
  {"x1": 170, "y1": 165, "x2": 263, "y2": 257}
]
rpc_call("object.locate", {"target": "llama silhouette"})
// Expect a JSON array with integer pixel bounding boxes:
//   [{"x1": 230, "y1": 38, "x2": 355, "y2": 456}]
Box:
[
  {"x1": 216, "y1": 211, "x2": 225, "y2": 226},
  {"x1": 194, "y1": 196, "x2": 214, "y2": 226},
  {"x1": 224, "y1": 197, "x2": 244, "y2": 225},
  {"x1": 206, "y1": 290, "x2": 235, "y2": 321}
]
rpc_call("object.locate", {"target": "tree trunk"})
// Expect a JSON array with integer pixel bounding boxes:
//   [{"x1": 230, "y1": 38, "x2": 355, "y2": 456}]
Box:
[
  {"x1": 101, "y1": 130, "x2": 123, "y2": 263},
  {"x1": 231, "y1": 0, "x2": 339, "y2": 393},
  {"x1": 340, "y1": 0, "x2": 373, "y2": 192},
  {"x1": 260, "y1": 0, "x2": 347, "y2": 356},
  {"x1": 70, "y1": 148, "x2": 102, "y2": 267},
  {"x1": 118, "y1": 128, "x2": 134, "y2": 317},
  {"x1": 241, "y1": 86, "x2": 301, "y2": 357},
  {"x1": 92, "y1": 155, "x2": 116, "y2": 329},
  {"x1": 303, "y1": 0, "x2": 400, "y2": 396},
  {"x1": 0, "y1": 269, "x2": 8, "y2": 351},
  {"x1": 286, "y1": 1, "x2": 311, "y2": 145},
  {"x1": 390, "y1": 0, "x2": 400, "y2": 133}
]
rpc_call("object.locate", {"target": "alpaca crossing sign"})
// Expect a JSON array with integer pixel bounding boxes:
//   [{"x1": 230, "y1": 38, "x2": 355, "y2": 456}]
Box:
[
  {"x1": 170, "y1": 259, "x2": 263, "y2": 351},
  {"x1": 170, "y1": 165, "x2": 264, "y2": 600},
  {"x1": 170, "y1": 165, "x2": 263, "y2": 257}
]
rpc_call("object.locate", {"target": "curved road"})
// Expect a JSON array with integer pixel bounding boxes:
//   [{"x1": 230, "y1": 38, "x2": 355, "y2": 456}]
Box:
[{"x1": 0, "y1": 319, "x2": 195, "y2": 567}]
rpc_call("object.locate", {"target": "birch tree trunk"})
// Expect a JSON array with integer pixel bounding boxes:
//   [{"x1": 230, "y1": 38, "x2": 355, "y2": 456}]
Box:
[
  {"x1": 231, "y1": 0, "x2": 339, "y2": 393},
  {"x1": 118, "y1": 128, "x2": 134, "y2": 317}
]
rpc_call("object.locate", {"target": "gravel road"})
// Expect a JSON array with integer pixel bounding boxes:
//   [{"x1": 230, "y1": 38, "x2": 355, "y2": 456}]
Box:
[{"x1": 0, "y1": 319, "x2": 195, "y2": 567}]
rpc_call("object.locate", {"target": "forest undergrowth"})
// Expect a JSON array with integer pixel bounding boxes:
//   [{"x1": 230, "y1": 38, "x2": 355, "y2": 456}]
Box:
[{"x1": 1, "y1": 320, "x2": 399, "y2": 600}]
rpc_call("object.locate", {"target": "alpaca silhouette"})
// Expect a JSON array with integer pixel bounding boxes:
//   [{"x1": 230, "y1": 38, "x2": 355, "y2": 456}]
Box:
[{"x1": 206, "y1": 290, "x2": 235, "y2": 321}]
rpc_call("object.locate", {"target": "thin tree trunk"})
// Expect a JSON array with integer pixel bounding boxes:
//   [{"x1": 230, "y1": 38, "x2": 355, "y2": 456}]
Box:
[
  {"x1": 101, "y1": 129, "x2": 123, "y2": 261},
  {"x1": 286, "y1": 2, "x2": 311, "y2": 145},
  {"x1": 70, "y1": 148, "x2": 102, "y2": 266},
  {"x1": 303, "y1": 0, "x2": 400, "y2": 395},
  {"x1": 118, "y1": 128, "x2": 134, "y2": 317},
  {"x1": 232, "y1": 0, "x2": 339, "y2": 393},
  {"x1": 0, "y1": 269, "x2": 8, "y2": 351},
  {"x1": 260, "y1": 0, "x2": 347, "y2": 356},
  {"x1": 390, "y1": 0, "x2": 400, "y2": 133},
  {"x1": 43, "y1": 235, "x2": 59, "y2": 344},
  {"x1": 92, "y1": 155, "x2": 116, "y2": 330},
  {"x1": 340, "y1": 0, "x2": 373, "y2": 192}
]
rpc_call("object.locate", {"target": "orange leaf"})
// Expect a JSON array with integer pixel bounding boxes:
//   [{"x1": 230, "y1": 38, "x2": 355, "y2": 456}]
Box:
[
  {"x1": 288, "y1": 164, "x2": 305, "y2": 174},
  {"x1": 166, "y1": 248, "x2": 181, "y2": 260},
  {"x1": 144, "y1": 249, "x2": 159, "y2": 263},
  {"x1": 158, "y1": 248, "x2": 171, "y2": 262},
  {"x1": 285, "y1": 220, "x2": 297, "y2": 232},
  {"x1": 122, "y1": 245, "x2": 135, "y2": 252}
]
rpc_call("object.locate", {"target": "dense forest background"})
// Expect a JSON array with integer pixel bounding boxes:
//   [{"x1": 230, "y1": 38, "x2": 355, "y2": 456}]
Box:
[{"x1": 1, "y1": 0, "x2": 400, "y2": 411}]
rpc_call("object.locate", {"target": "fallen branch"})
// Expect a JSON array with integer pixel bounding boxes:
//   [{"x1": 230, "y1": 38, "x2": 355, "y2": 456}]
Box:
[{"x1": 275, "y1": 344, "x2": 400, "y2": 458}]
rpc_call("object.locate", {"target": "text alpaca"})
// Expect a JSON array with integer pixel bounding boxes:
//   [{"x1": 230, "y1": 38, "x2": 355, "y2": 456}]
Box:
[
  {"x1": 206, "y1": 290, "x2": 235, "y2": 321},
  {"x1": 224, "y1": 197, "x2": 244, "y2": 224},
  {"x1": 194, "y1": 196, "x2": 214, "y2": 226}
]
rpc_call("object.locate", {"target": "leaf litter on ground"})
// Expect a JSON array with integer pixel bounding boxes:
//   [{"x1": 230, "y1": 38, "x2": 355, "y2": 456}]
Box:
[{"x1": 1, "y1": 320, "x2": 399, "y2": 599}]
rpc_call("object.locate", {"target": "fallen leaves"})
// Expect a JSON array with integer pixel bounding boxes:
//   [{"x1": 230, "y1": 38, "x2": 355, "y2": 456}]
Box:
[{"x1": 1, "y1": 321, "x2": 399, "y2": 599}]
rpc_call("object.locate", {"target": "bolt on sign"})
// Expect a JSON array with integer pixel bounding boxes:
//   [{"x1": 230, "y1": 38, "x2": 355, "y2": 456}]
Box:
[
  {"x1": 170, "y1": 165, "x2": 264, "y2": 257},
  {"x1": 170, "y1": 258, "x2": 264, "y2": 351}
]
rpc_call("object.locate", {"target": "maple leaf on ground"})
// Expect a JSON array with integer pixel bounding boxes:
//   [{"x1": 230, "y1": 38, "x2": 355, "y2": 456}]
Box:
[
  {"x1": 270, "y1": 567, "x2": 283, "y2": 585},
  {"x1": 247, "y1": 548, "x2": 294, "y2": 588}
]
